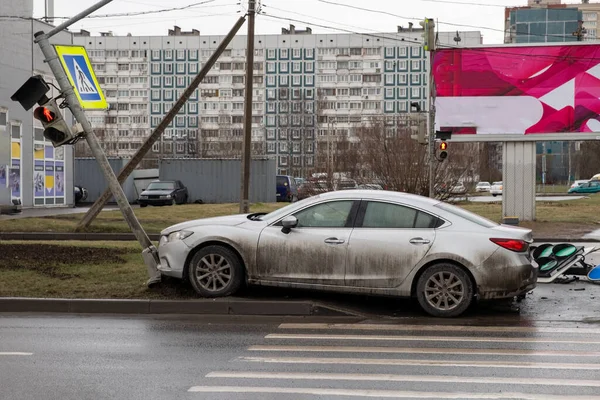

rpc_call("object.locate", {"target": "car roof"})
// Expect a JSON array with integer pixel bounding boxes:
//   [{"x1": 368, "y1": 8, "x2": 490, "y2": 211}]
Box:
[{"x1": 313, "y1": 189, "x2": 441, "y2": 207}]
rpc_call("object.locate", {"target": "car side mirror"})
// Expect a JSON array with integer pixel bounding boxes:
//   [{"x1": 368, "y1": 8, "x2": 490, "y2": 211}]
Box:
[{"x1": 281, "y1": 215, "x2": 298, "y2": 234}]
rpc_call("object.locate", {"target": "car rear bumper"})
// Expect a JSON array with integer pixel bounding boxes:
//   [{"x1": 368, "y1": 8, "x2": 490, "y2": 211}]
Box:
[{"x1": 477, "y1": 261, "x2": 538, "y2": 300}]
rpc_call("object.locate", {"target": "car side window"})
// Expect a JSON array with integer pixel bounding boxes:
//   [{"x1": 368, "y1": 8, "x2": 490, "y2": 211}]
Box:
[
  {"x1": 293, "y1": 200, "x2": 354, "y2": 228},
  {"x1": 592, "y1": 182, "x2": 599, "y2": 187},
  {"x1": 362, "y1": 201, "x2": 441, "y2": 229}
]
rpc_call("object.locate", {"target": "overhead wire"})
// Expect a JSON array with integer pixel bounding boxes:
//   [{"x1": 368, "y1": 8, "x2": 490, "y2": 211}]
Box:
[
  {"x1": 419, "y1": 0, "x2": 507, "y2": 7},
  {"x1": 1, "y1": 0, "x2": 234, "y2": 21},
  {"x1": 314, "y1": 0, "x2": 583, "y2": 41},
  {"x1": 260, "y1": 9, "x2": 600, "y2": 62}
]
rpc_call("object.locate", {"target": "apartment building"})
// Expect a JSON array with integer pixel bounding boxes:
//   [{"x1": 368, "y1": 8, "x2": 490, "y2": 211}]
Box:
[
  {"x1": 74, "y1": 25, "x2": 481, "y2": 176},
  {"x1": 1, "y1": 0, "x2": 75, "y2": 211}
]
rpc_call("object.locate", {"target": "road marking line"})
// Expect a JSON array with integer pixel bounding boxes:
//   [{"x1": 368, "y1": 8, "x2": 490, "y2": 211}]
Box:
[
  {"x1": 239, "y1": 356, "x2": 600, "y2": 370},
  {"x1": 205, "y1": 371, "x2": 600, "y2": 387},
  {"x1": 265, "y1": 333, "x2": 600, "y2": 345},
  {"x1": 278, "y1": 323, "x2": 600, "y2": 335},
  {"x1": 248, "y1": 344, "x2": 600, "y2": 357},
  {"x1": 188, "y1": 385, "x2": 600, "y2": 399},
  {"x1": 0, "y1": 352, "x2": 32, "y2": 356}
]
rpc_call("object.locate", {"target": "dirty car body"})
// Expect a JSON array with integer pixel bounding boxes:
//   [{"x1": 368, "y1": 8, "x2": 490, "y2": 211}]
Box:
[{"x1": 158, "y1": 190, "x2": 537, "y2": 317}]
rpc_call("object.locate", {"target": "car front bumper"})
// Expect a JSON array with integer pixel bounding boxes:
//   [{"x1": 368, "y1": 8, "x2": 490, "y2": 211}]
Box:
[
  {"x1": 157, "y1": 237, "x2": 192, "y2": 279},
  {"x1": 139, "y1": 198, "x2": 174, "y2": 206}
]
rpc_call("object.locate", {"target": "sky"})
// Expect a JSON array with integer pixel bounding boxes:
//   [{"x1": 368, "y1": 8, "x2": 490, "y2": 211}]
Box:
[{"x1": 30, "y1": 0, "x2": 588, "y2": 44}]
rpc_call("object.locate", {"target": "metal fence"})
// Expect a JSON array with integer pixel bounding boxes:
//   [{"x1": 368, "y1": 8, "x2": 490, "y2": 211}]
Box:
[
  {"x1": 159, "y1": 158, "x2": 276, "y2": 203},
  {"x1": 74, "y1": 158, "x2": 137, "y2": 203}
]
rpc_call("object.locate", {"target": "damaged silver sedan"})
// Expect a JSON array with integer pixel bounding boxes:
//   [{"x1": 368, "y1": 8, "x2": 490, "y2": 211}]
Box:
[{"x1": 158, "y1": 190, "x2": 537, "y2": 317}]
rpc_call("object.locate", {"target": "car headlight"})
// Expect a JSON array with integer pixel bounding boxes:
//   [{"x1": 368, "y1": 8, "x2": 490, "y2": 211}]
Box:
[
  {"x1": 167, "y1": 230, "x2": 193, "y2": 242},
  {"x1": 140, "y1": 195, "x2": 148, "y2": 199},
  {"x1": 160, "y1": 194, "x2": 172, "y2": 199}
]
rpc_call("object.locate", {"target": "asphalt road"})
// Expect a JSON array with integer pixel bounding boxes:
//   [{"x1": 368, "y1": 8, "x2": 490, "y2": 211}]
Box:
[{"x1": 2, "y1": 313, "x2": 600, "y2": 400}]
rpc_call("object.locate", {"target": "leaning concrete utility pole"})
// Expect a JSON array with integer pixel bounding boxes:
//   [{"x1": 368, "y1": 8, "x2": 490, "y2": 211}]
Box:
[
  {"x1": 76, "y1": 16, "x2": 247, "y2": 231},
  {"x1": 239, "y1": 0, "x2": 256, "y2": 214},
  {"x1": 33, "y1": 0, "x2": 162, "y2": 285}
]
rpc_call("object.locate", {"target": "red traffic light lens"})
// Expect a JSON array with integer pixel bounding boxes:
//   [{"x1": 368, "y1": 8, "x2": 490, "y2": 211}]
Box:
[
  {"x1": 34, "y1": 106, "x2": 55, "y2": 123},
  {"x1": 439, "y1": 141, "x2": 448, "y2": 151}
]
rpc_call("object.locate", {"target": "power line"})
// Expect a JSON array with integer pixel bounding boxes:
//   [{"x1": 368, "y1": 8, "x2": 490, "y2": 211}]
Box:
[
  {"x1": 78, "y1": 12, "x2": 241, "y2": 30},
  {"x1": 258, "y1": 12, "x2": 424, "y2": 46},
  {"x1": 314, "y1": 0, "x2": 588, "y2": 43},
  {"x1": 420, "y1": 0, "x2": 506, "y2": 7},
  {"x1": 261, "y1": 10, "x2": 600, "y2": 62},
  {"x1": 11, "y1": 0, "x2": 231, "y2": 22}
]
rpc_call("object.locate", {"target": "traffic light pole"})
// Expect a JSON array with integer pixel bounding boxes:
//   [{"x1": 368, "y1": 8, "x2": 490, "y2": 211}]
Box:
[
  {"x1": 427, "y1": 21, "x2": 436, "y2": 199},
  {"x1": 33, "y1": 0, "x2": 162, "y2": 286}
]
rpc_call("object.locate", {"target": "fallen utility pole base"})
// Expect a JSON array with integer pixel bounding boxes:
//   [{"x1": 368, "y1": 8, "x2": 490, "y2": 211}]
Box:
[{"x1": 142, "y1": 245, "x2": 162, "y2": 287}]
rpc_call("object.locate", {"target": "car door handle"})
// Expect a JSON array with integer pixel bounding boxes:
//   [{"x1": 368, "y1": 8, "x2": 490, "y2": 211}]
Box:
[
  {"x1": 409, "y1": 237, "x2": 431, "y2": 245},
  {"x1": 324, "y1": 237, "x2": 345, "y2": 245}
]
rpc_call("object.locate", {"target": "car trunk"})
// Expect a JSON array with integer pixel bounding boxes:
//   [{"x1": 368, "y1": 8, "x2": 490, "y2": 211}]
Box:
[{"x1": 490, "y1": 224, "x2": 533, "y2": 243}]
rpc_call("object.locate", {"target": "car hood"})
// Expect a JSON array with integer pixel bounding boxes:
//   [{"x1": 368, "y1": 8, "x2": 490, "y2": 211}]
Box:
[
  {"x1": 160, "y1": 214, "x2": 250, "y2": 235},
  {"x1": 141, "y1": 189, "x2": 174, "y2": 196}
]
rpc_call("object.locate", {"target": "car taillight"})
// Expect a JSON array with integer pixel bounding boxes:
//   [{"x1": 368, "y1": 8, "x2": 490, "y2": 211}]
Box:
[{"x1": 490, "y1": 238, "x2": 528, "y2": 252}]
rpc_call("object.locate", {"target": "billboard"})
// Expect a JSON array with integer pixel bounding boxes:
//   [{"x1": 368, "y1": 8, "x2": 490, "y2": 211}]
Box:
[{"x1": 434, "y1": 44, "x2": 600, "y2": 141}]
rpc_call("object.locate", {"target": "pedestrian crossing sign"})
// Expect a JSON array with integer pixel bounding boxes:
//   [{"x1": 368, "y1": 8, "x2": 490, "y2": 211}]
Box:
[{"x1": 54, "y1": 45, "x2": 107, "y2": 110}]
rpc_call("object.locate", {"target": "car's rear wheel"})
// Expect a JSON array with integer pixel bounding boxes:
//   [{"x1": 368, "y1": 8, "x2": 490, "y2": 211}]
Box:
[
  {"x1": 140, "y1": 204, "x2": 147, "y2": 208},
  {"x1": 416, "y1": 263, "x2": 473, "y2": 318},
  {"x1": 188, "y1": 245, "x2": 244, "y2": 298}
]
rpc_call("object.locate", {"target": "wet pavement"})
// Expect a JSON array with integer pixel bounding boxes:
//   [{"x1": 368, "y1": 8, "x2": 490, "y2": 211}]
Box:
[
  {"x1": 229, "y1": 275, "x2": 600, "y2": 323},
  {"x1": 1, "y1": 309, "x2": 599, "y2": 400}
]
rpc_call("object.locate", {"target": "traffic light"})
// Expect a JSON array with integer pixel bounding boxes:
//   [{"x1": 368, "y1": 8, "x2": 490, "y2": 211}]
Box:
[
  {"x1": 438, "y1": 141, "x2": 448, "y2": 160},
  {"x1": 419, "y1": 18, "x2": 436, "y2": 52},
  {"x1": 33, "y1": 99, "x2": 75, "y2": 147}
]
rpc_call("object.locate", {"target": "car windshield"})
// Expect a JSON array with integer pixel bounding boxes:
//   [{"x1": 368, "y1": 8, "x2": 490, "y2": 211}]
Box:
[
  {"x1": 261, "y1": 196, "x2": 315, "y2": 221},
  {"x1": 147, "y1": 182, "x2": 175, "y2": 190},
  {"x1": 435, "y1": 201, "x2": 499, "y2": 228}
]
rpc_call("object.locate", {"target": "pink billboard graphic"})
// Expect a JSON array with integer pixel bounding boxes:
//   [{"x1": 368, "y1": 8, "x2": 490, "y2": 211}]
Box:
[{"x1": 433, "y1": 44, "x2": 600, "y2": 135}]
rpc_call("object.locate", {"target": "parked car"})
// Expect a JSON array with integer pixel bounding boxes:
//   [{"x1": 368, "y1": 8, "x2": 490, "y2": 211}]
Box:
[
  {"x1": 157, "y1": 190, "x2": 536, "y2": 318},
  {"x1": 138, "y1": 180, "x2": 188, "y2": 207},
  {"x1": 276, "y1": 175, "x2": 298, "y2": 202},
  {"x1": 74, "y1": 185, "x2": 88, "y2": 205},
  {"x1": 568, "y1": 180, "x2": 600, "y2": 194},
  {"x1": 475, "y1": 182, "x2": 491, "y2": 192},
  {"x1": 570, "y1": 180, "x2": 590, "y2": 189},
  {"x1": 334, "y1": 178, "x2": 358, "y2": 190},
  {"x1": 449, "y1": 183, "x2": 467, "y2": 195},
  {"x1": 297, "y1": 180, "x2": 328, "y2": 200},
  {"x1": 490, "y1": 181, "x2": 503, "y2": 197}
]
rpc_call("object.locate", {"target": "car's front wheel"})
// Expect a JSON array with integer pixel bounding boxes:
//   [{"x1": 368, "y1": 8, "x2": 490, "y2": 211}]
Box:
[
  {"x1": 188, "y1": 245, "x2": 244, "y2": 297},
  {"x1": 416, "y1": 263, "x2": 474, "y2": 318}
]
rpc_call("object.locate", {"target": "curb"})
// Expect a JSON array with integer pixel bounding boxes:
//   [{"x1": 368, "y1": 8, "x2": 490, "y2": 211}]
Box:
[
  {"x1": 0, "y1": 298, "x2": 359, "y2": 317},
  {"x1": 1, "y1": 232, "x2": 599, "y2": 243},
  {"x1": 0, "y1": 232, "x2": 161, "y2": 241}
]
